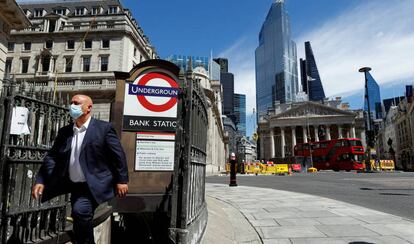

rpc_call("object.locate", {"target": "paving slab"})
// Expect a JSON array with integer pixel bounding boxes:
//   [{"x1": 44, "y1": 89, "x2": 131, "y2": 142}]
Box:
[{"x1": 204, "y1": 183, "x2": 414, "y2": 243}]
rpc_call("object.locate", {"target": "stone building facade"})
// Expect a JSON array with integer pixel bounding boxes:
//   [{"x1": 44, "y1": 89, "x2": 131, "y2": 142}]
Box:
[
  {"x1": 192, "y1": 66, "x2": 226, "y2": 175},
  {"x1": 6, "y1": 0, "x2": 156, "y2": 121},
  {"x1": 258, "y1": 100, "x2": 365, "y2": 160},
  {"x1": 0, "y1": 0, "x2": 30, "y2": 81}
]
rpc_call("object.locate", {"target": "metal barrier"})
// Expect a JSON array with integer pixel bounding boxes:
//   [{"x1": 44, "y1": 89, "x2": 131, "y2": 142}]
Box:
[
  {"x1": 380, "y1": 160, "x2": 395, "y2": 171},
  {"x1": 169, "y1": 68, "x2": 208, "y2": 244},
  {"x1": 0, "y1": 77, "x2": 70, "y2": 243}
]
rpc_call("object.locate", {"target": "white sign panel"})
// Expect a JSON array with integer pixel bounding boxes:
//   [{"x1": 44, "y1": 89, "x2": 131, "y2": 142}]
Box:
[
  {"x1": 124, "y1": 72, "x2": 179, "y2": 118},
  {"x1": 135, "y1": 133, "x2": 175, "y2": 171},
  {"x1": 10, "y1": 107, "x2": 30, "y2": 135}
]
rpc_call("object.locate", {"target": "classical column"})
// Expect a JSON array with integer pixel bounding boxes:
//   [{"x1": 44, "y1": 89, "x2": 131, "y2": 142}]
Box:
[
  {"x1": 260, "y1": 135, "x2": 265, "y2": 160},
  {"x1": 314, "y1": 125, "x2": 319, "y2": 142},
  {"x1": 37, "y1": 58, "x2": 42, "y2": 73},
  {"x1": 48, "y1": 56, "x2": 53, "y2": 72},
  {"x1": 338, "y1": 125, "x2": 343, "y2": 139},
  {"x1": 325, "y1": 125, "x2": 331, "y2": 140},
  {"x1": 291, "y1": 126, "x2": 296, "y2": 152},
  {"x1": 351, "y1": 125, "x2": 356, "y2": 138},
  {"x1": 270, "y1": 128, "x2": 275, "y2": 158},
  {"x1": 281, "y1": 127, "x2": 285, "y2": 158},
  {"x1": 303, "y1": 126, "x2": 308, "y2": 143}
]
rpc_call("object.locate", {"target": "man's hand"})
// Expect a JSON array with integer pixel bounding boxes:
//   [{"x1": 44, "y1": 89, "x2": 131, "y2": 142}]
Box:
[
  {"x1": 116, "y1": 183, "x2": 128, "y2": 198},
  {"x1": 32, "y1": 184, "x2": 45, "y2": 200}
]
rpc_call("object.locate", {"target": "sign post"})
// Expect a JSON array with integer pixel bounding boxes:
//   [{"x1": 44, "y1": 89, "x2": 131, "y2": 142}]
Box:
[{"x1": 112, "y1": 60, "x2": 181, "y2": 213}]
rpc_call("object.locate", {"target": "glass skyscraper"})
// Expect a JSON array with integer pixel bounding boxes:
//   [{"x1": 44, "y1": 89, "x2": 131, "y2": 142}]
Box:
[
  {"x1": 300, "y1": 41, "x2": 325, "y2": 101},
  {"x1": 165, "y1": 54, "x2": 221, "y2": 81},
  {"x1": 255, "y1": 0, "x2": 299, "y2": 116},
  {"x1": 234, "y1": 93, "x2": 246, "y2": 136},
  {"x1": 364, "y1": 72, "x2": 382, "y2": 120}
]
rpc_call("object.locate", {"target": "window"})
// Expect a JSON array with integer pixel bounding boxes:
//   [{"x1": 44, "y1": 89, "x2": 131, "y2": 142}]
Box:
[
  {"x1": 65, "y1": 57, "x2": 73, "y2": 72},
  {"x1": 133, "y1": 47, "x2": 137, "y2": 57},
  {"x1": 7, "y1": 42, "x2": 15, "y2": 52},
  {"x1": 46, "y1": 40, "x2": 53, "y2": 49},
  {"x1": 100, "y1": 56, "x2": 108, "y2": 71},
  {"x1": 91, "y1": 7, "x2": 100, "y2": 15},
  {"x1": 23, "y1": 42, "x2": 31, "y2": 51},
  {"x1": 42, "y1": 56, "x2": 50, "y2": 72},
  {"x1": 102, "y1": 39, "x2": 110, "y2": 48},
  {"x1": 67, "y1": 40, "x2": 75, "y2": 50},
  {"x1": 108, "y1": 6, "x2": 118, "y2": 14},
  {"x1": 84, "y1": 40, "x2": 92, "y2": 49},
  {"x1": 49, "y1": 20, "x2": 56, "y2": 32},
  {"x1": 34, "y1": 9, "x2": 43, "y2": 17},
  {"x1": 75, "y1": 7, "x2": 85, "y2": 16},
  {"x1": 5, "y1": 59, "x2": 12, "y2": 75},
  {"x1": 106, "y1": 21, "x2": 114, "y2": 28},
  {"x1": 53, "y1": 9, "x2": 65, "y2": 15},
  {"x1": 21, "y1": 59, "x2": 29, "y2": 73},
  {"x1": 82, "y1": 57, "x2": 90, "y2": 72},
  {"x1": 73, "y1": 23, "x2": 80, "y2": 30}
]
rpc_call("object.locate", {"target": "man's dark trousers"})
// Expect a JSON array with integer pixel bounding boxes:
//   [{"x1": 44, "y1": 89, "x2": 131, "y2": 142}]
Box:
[{"x1": 70, "y1": 182, "x2": 98, "y2": 244}]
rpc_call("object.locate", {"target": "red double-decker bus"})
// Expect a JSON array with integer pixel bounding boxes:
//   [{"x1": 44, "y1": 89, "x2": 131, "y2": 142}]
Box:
[{"x1": 294, "y1": 138, "x2": 365, "y2": 171}]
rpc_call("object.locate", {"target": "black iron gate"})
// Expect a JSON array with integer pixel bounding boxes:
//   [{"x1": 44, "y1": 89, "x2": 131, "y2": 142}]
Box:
[
  {"x1": 169, "y1": 68, "x2": 209, "y2": 244},
  {"x1": 0, "y1": 77, "x2": 70, "y2": 244}
]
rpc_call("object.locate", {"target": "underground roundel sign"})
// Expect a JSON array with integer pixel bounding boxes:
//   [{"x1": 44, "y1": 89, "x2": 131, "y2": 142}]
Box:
[{"x1": 123, "y1": 71, "x2": 179, "y2": 132}]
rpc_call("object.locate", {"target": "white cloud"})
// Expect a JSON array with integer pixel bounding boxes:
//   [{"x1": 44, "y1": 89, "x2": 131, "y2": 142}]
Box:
[{"x1": 296, "y1": 0, "x2": 414, "y2": 98}]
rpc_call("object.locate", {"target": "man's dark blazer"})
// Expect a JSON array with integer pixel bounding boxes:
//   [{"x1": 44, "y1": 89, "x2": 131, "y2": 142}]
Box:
[{"x1": 36, "y1": 118, "x2": 129, "y2": 204}]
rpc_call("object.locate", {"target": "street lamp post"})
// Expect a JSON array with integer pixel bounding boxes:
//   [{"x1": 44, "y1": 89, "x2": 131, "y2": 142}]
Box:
[{"x1": 359, "y1": 67, "x2": 373, "y2": 172}]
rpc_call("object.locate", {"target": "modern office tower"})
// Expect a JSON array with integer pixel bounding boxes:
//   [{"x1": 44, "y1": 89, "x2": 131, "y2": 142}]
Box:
[
  {"x1": 213, "y1": 57, "x2": 234, "y2": 117},
  {"x1": 300, "y1": 41, "x2": 325, "y2": 101},
  {"x1": 234, "y1": 93, "x2": 246, "y2": 136},
  {"x1": 221, "y1": 73, "x2": 235, "y2": 115},
  {"x1": 299, "y1": 58, "x2": 307, "y2": 94},
  {"x1": 166, "y1": 55, "x2": 209, "y2": 71},
  {"x1": 255, "y1": 0, "x2": 299, "y2": 116},
  {"x1": 166, "y1": 55, "x2": 221, "y2": 81},
  {"x1": 364, "y1": 71, "x2": 382, "y2": 120},
  {"x1": 7, "y1": 0, "x2": 157, "y2": 121},
  {"x1": 213, "y1": 58, "x2": 228, "y2": 73}
]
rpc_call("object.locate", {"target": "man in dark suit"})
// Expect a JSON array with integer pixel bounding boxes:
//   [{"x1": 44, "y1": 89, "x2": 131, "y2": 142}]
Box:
[{"x1": 32, "y1": 94, "x2": 128, "y2": 244}]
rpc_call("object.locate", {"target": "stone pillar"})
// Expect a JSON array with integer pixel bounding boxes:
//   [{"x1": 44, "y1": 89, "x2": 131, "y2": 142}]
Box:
[
  {"x1": 50, "y1": 57, "x2": 55, "y2": 73},
  {"x1": 291, "y1": 126, "x2": 296, "y2": 152},
  {"x1": 338, "y1": 125, "x2": 343, "y2": 139},
  {"x1": 281, "y1": 127, "x2": 285, "y2": 158},
  {"x1": 351, "y1": 125, "x2": 356, "y2": 138},
  {"x1": 314, "y1": 126, "x2": 319, "y2": 142},
  {"x1": 270, "y1": 128, "x2": 275, "y2": 158},
  {"x1": 303, "y1": 126, "x2": 308, "y2": 143},
  {"x1": 326, "y1": 125, "x2": 331, "y2": 140},
  {"x1": 260, "y1": 135, "x2": 264, "y2": 160},
  {"x1": 48, "y1": 57, "x2": 53, "y2": 73},
  {"x1": 37, "y1": 58, "x2": 42, "y2": 73}
]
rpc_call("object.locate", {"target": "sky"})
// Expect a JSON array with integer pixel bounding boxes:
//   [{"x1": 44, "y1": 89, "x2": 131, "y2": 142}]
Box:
[
  {"x1": 17, "y1": 0, "x2": 414, "y2": 137},
  {"x1": 123, "y1": 0, "x2": 414, "y2": 137}
]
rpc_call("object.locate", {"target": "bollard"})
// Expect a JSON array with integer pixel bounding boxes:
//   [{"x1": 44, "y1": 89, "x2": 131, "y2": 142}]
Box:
[{"x1": 229, "y1": 153, "x2": 238, "y2": 187}]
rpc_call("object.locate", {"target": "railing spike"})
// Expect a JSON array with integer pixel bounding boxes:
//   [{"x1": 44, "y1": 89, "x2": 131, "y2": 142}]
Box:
[{"x1": 39, "y1": 85, "x2": 45, "y2": 101}]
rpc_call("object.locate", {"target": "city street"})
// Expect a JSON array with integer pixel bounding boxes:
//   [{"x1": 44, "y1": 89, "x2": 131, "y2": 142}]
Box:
[{"x1": 206, "y1": 171, "x2": 414, "y2": 220}]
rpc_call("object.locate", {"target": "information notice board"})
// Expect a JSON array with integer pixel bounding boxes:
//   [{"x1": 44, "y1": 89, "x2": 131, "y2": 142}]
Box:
[{"x1": 135, "y1": 132, "x2": 175, "y2": 171}]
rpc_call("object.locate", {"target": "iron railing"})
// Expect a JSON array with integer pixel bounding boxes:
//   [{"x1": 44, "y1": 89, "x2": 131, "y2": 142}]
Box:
[
  {"x1": 0, "y1": 77, "x2": 70, "y2": 244},
  {"x1": 169, "y1": 68, "x2": 209, "y2": 244}
]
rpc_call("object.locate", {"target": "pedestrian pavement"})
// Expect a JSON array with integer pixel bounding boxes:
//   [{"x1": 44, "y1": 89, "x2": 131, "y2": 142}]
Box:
[{"x1": 202, "y1": 183, "x2": 414, "y2": 244}]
